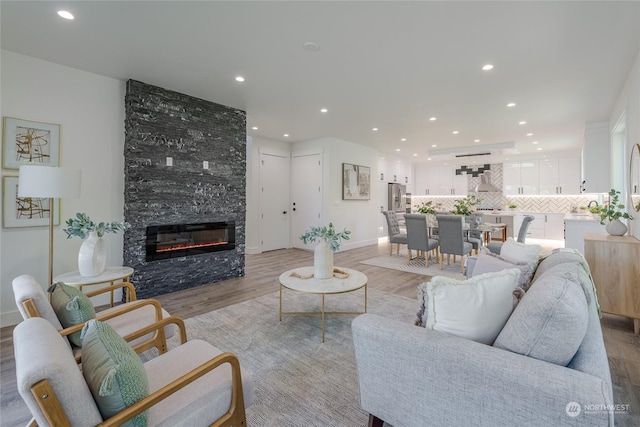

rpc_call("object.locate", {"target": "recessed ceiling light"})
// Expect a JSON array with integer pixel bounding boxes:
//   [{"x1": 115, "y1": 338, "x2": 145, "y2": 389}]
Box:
[
  {"x1": 519, "y1": 121, "x2": 527, "y2": 125},
  {"x1": 482, "y1": 64, "x2": 494, "y2": 71},
  {"x1": 320, "y1": 108, "x2": 328, "y2": 113},
  {"x1": 303, "y1": 41, "x2": 320, "y2": 51},
  {"x1": 57, "y1": 10, "x2": 74, "y2": 20},
  {"x1": 427, "y1": 157, "x2": 432, "y2": 161},
  {"x1": 235, "y1": 76, "x2": 245, "y2": 82},
  {"x1": 401, "y1": 138, "x2": 406, "y2": 142},
  {"x1": 537, "y1": 148, "x2": 542, "y2": 151},
  {"x1": 526, "y1": 133, "x2": 533, "y2": 136},
  {"x1": 474, "y1": 139, "x2": 480, "y2": 143},
  {"x1": 452, "y1": 131, "x2": 459, "y2": 134},
  {"x1": 284, "y1": 134, "x2": 289, "y2": 137},
  {"x1": 429, "y1": 117, "x2": 437, "y2": 121},
  {"x1": 431, "y1": 144, "x2": 437, "y2": 147},
  {"x1": 507, "y1": 102, "x2": 516, "y2": 107},
  {"x1": 252, "y1": 126, "x2": 258, "y2": 130},
  {"x1": 413, "y1": 154, "x2": 418, "y2": 157},
  {"x1": 372, "y1": 128, "x2": 379, "y2": 131},
  {"x1": 532, "y1": 141, "x2": 538, "y2": 144},
  {"x1": 395, "y1": 148, "x2": 401, "y2": 152}
]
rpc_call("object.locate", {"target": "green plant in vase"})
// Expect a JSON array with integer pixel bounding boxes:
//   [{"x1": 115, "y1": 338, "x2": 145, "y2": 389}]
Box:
[
  {"x1": 599, "y1": 189, "x2": 633, "y2": 225},
  {"x1": 299, "y1": 223, "x2": 350, "y2": 252},
  {"x1": 452, "y1": 195, "x2": 482, "y2": 216},
  {"x1": 415, "y1": 201, "x2": 437, "y2": 216}
]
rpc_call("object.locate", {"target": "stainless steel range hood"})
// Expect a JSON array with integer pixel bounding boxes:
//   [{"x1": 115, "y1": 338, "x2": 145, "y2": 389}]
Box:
[{"x1": 474, "y1": 171, "x2": 501, "y2": 192}]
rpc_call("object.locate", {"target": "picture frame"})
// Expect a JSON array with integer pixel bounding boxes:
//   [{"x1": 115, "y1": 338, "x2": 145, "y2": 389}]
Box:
[
  {"x1": 342, "y1": 163, "x2": 371, "y2": 200},
  {"x1": 2, "y1": 117, "x2": 60, "y2": 169},
  {"x1": 2, "y1": 175, "x2": 60, "y2": 228}
]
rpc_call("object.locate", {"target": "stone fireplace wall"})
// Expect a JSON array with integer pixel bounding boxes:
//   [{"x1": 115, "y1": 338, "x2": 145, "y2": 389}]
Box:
[{"x1": 123, "y1": 80, "x2": 246, "y2": 298}]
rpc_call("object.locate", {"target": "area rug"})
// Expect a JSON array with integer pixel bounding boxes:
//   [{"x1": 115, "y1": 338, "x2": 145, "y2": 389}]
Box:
[
  {"x1": 360, "y1": 251, "x2": 468, "y2": 279},
  {"x1": 167, "y1": 289, "x2": 416, "y2": 427}
]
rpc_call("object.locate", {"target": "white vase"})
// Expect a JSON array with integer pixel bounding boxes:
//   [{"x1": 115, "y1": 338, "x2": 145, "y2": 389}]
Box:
[
  {"x1": 78, "y1": 232, "x2": 107, "y2": 277},
  {"x1": 605, "y1": 218, "x2": 627, "y2": 236},
  {"x1": 314, "y1": 239, "x2": 334, "y2": 279}
]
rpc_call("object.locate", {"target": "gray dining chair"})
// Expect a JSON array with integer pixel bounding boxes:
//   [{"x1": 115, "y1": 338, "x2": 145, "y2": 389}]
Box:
[
  {"x1": 436, "y1": 214, "x2": 473, "y2": 273},
  {"x1": 404, "y1": 214, "x2": 440, "y2": 266},
  {"x1": 382, "y1": 211, "x2": 408, "y2": 256},
  {"x1": 465, "y1": 213, "x2": 484, "y2": 254},
  {"x1": 487, "y1": 215, "x2": 534, "y2": 254}
]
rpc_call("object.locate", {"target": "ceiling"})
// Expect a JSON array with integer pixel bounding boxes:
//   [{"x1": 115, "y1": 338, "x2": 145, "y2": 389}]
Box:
[{"x1": 1, "y1": 1, "x2": 639, "y2": 162}]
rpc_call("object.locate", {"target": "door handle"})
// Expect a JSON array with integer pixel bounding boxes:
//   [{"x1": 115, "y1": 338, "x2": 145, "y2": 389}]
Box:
[
  {"x1": 283, "y1": 211, "x2": 288, "y2": 215},
  {"x1": 292, "y1": 208, "x2": 296, "y2": 211}
]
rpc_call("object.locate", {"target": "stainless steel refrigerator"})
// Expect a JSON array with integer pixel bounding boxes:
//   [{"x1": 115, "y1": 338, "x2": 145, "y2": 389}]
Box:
[{"x1": 388, "y1": 183, "x2": 407, "y2": 213}]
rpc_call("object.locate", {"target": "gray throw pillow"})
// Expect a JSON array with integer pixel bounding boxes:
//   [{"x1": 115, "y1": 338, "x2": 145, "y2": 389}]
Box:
[
  {"x1": 81, "y1": 319, "x2": 149, "y2": 426},
  {"x1": 472, "y1": 248, "x2": 537, "y2": 290},
  {"x1": 493, "y1": 270, "x2": 588, "y2": 366},
  {"x1": 48, "y1": 282, "x2": 96, "y2": 346}
]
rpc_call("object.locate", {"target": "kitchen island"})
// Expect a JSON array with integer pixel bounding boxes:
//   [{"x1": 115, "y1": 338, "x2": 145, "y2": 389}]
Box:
[{"x1": 564, "y1": 214, "x2": 606, "y2": 254}]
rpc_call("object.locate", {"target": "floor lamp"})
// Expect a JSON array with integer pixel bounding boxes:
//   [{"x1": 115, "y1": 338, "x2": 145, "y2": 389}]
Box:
[{"x1": 18, "y1": 165, "x2": 81, "y2": 285}]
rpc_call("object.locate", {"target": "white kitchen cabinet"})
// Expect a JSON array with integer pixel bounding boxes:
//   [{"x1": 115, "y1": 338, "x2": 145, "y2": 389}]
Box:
[
  {"x1": 582, "y1": 121, "x2": 610, "y2": 194},
  {"x1": 423, "y1": 165, "x2": 467, "y2": 195},
  {"x1": 544, "y1": 213, "x2": 566, "y2": 240},
  {"x1": 414, "y1": 166, "x2": 428, "y2": 195},
  {"x1": 504, "y1": 161, "x2": 539, "y2": 195},
  {"x1": 539, "y1": 157, "x2": 581, "y2": 195}
]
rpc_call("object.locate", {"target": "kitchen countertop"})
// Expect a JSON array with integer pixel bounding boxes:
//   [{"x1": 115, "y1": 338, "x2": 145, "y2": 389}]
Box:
[{"x1": 564, "y1": 213, "x2": 600, "y2": 221}]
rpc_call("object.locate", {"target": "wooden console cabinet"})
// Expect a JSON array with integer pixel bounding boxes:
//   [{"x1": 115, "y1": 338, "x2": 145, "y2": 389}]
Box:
[{"x1": 584, "y1": 233, "x2": 640, "y2": 334}]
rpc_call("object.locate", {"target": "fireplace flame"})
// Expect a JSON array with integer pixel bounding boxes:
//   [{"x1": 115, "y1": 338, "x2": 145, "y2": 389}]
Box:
[{"x1": 156, "y1": 241, "x2": 228, "y2": 253}]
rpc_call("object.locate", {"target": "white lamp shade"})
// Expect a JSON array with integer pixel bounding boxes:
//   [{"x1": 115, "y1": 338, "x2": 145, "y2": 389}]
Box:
[{"x1": 18, "y1": 165, "x2": 81, "y2": 198}]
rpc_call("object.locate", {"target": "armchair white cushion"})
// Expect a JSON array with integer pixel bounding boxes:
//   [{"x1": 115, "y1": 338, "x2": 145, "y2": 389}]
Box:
[{"x1": 15, "y1": 316, "x2": 254, "y2": 426}]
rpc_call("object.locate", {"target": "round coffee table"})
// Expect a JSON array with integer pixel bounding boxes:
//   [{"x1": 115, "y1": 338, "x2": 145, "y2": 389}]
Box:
[{"x1": 279, "y1": 266, "x2": 368, "y2": 342}]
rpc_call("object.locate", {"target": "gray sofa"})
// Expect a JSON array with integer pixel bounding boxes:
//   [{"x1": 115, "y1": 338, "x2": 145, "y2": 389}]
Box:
[{"x1": 352, "y1": 250, "x2": 614, "y2": 427}]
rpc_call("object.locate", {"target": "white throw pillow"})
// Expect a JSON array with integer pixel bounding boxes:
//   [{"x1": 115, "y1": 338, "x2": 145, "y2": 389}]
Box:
[
  {"x1": 499, "y1": 237, "x2": 542, "y2": 264},
  {"x1": 426, "y1": 268, "x2": 521, "y2": 345}
]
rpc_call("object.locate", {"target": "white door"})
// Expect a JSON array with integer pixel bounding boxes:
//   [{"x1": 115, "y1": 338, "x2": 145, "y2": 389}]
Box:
[
  {"x1": 291, "y1": 153, "x2": 322, "y2": 249},
  {"x1": 260, "y1": 153, "x2": 290, "y2": 251}
]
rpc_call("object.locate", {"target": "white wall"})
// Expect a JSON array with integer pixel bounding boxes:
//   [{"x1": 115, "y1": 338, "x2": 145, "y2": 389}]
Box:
[
  {"x1": 610, "y1": 50, "x2": 640, "y2": 238},
  {"x1": 0, "y1": 50, "x2": 126, "y2": 325},
  {"x1": 317, "y1": 137, "x2": 380, "y2": 250}
]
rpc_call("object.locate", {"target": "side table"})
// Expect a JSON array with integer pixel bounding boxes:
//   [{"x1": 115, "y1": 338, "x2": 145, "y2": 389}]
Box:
[{"x1": 54, "y1": 266, "x2": 134, "y2": 307}]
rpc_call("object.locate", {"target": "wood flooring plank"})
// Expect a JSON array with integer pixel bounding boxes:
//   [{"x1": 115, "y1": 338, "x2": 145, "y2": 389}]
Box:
[{"x1": 1, "y1": 243, "x2": 639, "y2": 426}]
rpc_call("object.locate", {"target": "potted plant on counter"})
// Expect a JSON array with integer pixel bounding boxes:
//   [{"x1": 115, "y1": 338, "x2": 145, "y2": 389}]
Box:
[
  {"x1": 300, "y1": 223, "x2": 351, "y2": 279},
  {"x1": 599, "y1": 189, "x2": 633, "y2": 235}
]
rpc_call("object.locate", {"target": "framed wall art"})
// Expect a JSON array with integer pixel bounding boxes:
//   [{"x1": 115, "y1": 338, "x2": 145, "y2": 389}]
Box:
[
  {"x1": 2, "y1": 117, "x2": 60, "y2": 169},
  {"x1": 342, "y1": 163, "x2": 371, "y2": 200},
  {"x1": 2, "y1": 176, "x2": 60, "y2": 228}
]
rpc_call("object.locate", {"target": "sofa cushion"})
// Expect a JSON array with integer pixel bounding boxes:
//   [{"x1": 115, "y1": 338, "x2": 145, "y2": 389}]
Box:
[
  {"x1": 493, "y1": 267, "x2": 588, "y2": 366},
  {"x1": 499, "y1": 237, "x2": 542, "y2": 264},
  {"x1": 48, "y1": 282, "x2": 96, "y2": 347},
  {"x1": 472, "y1": 248, "x2": 537, "y2": 290},
  {"x1": 81, "y1": 319, "x2": 149, "y2": 426},
  {"x1": 424, "y1": 268, "x2": 521, "y2": 345}
]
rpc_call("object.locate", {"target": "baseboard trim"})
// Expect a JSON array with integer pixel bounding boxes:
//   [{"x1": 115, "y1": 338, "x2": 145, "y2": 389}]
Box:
[{"x1": 1, "y1": 310, "x2": 23, "y2": 328}]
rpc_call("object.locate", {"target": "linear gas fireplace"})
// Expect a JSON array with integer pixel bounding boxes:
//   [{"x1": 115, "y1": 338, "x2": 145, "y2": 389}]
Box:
[{"x1": 146, "y1": 221, "x2": 235, "y2": 262}]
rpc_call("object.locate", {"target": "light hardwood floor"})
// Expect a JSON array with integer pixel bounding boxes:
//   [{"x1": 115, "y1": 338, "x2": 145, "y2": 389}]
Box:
[{"x1": 1, "y1": 243, "x2": 639, "y2": 426}]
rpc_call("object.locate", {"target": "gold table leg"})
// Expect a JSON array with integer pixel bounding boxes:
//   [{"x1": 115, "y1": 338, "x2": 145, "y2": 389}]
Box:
[{"x1": 321, "y1": 294, "x2": 325, "y2": 343}]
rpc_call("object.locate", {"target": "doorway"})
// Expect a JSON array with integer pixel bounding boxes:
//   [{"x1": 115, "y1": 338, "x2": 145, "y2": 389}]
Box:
[
  {"x1": 290, "y1": 153, "x2": 322, "y2": 249},
  {"x1": 260, "y1": 153, "x2": 290, "y2": 251}
]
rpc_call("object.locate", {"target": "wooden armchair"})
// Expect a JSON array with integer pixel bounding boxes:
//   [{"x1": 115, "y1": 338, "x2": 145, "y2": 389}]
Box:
[
  {"x1": 12, "y1": 274, "x2": 175, "y2": 360},
  {"x1": 14, "y1": 316, "x2": 254, "y2": 427}
]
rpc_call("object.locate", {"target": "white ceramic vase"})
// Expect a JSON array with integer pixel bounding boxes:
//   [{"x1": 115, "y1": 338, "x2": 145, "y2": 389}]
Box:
[
  {"x1": 78, "y1": 231, "x2": 107, "y2": 277},
  {"x1": 605, "y1": 218, "x2": 627, "y2": 236},
  {"x1": 314, "y1": 239, "x2": 334, "y2": 279}
]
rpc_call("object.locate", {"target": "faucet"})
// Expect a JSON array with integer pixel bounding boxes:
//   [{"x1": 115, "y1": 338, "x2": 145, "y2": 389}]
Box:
[{"x1": 587, "y1": 200, "x2": 599, "y2": 208}]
